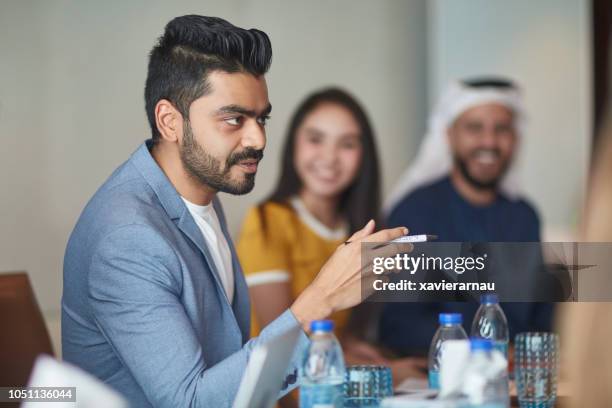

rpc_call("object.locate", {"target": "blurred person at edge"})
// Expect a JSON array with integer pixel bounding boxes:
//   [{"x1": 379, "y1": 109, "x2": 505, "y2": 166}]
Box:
[
  {"x1": 237, "y1": 88, "x2": 428, "y2": 400},
  {"x1": 379, "y1": 78, "x2": 554, "y2": 357},
  {"x1": 561, "y1": 115, "x2": 612, "y2": 408},
  {"x1": 61, "y1": 15, "x2": 408, "y2": 408}
]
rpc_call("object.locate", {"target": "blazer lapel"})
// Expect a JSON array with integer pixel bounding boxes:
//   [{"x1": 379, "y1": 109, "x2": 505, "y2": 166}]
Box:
[
  {"x1": 212, "y1": 199, "x2": 251, "y2": 342},
  {"x1": 176, "y1": 210, "x2": 232, "y2": 306}
]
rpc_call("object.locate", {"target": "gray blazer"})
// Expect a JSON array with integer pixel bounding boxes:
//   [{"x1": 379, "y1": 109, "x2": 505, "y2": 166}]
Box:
[{"x1": 62, "y1": 140, "x2": 308, "y2": 407}]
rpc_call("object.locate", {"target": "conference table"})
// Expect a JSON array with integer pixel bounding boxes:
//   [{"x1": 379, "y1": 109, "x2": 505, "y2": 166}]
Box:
[{"x1": 382, "y1": 377, "x2": 570, "y2": 407}]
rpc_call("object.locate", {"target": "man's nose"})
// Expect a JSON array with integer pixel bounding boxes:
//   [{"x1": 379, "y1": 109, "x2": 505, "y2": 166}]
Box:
[
  {"x1": 479, "y1": 127, "x2": 498, "y2": 148},
  {"x1": 241, "y1": 121, "x2": 266, "y2": 150}
]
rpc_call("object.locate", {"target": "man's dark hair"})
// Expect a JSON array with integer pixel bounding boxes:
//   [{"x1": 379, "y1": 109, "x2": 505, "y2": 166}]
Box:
[
  {"x1": 462, "y1": 76, "x2": 517, "y2": 90},
  {"x1": 144, "y1": 15, "x2": 272, "y2": 141}
]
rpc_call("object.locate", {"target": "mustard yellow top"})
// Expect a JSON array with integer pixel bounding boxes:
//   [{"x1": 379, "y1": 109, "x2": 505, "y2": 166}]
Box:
[{"x1": 237, "y1": 197, "x2": 351, "y2": 336}]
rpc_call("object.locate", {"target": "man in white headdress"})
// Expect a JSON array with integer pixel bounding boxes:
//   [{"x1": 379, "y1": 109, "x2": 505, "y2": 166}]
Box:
[{"x1": 378, "y1": 77, "x2": 554, "y2": 355}]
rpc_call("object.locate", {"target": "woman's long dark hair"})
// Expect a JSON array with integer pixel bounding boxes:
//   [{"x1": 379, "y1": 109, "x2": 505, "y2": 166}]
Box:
[{"x1": 259, "y1": 87, "x2": 380, "y2": 234}]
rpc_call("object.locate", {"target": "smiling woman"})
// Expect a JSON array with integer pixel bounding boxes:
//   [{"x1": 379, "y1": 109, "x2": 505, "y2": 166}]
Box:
[{"x1": 236, "y1": 87, "x2": 380, "y2": 339}]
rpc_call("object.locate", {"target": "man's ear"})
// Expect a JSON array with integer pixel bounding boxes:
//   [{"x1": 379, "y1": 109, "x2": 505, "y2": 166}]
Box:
[{"x1": 155, "y1": 99, "x2": 182, "y2": 143}]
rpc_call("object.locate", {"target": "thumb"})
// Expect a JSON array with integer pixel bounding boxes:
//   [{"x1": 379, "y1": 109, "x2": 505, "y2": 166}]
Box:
[{"x1": 347, "y1": 219, "x2": 375, "y2": 242}]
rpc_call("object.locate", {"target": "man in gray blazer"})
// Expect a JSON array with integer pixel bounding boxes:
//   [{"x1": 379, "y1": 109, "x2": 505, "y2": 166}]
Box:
[{"x1": 61, "y1": 15, "x2": 405, "y2": 407}]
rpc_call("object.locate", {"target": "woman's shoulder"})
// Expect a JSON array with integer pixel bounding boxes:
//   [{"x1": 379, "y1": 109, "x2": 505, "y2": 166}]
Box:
[
  {"x1": 241, "y1": 200, "x2": 299, "y2": 236},
  {"x1": 237, "y1": 201, "x2": 297, "y2": 273},
  {"x1": 260, "y1": 200, "x2": 295, "y2": 214}
]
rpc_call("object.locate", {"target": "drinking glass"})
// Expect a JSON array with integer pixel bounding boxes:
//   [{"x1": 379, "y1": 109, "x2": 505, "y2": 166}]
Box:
[
  {"x1": 514, "y1": 332, "x2": 559, "y2": 408},
  {"x1": 343, "y1": 365, "x2": 393, "y2": 407}
]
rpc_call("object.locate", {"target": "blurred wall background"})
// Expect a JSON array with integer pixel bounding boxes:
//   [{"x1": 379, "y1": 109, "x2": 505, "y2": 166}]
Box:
[{"x1": 0, "y1": 0, "x2": 590, "y2": 356}]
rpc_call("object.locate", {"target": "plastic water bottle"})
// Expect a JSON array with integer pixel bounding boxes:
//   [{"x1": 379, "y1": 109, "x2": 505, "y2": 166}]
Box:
[
  {"x1": 462, "y1": 339, "x2": 509, "y2": 408},
  {"x1": 300, "y1": 320, "x2": 345, "y2": 408},
  {"x1": 470, "y1": 294, "x2": 509, "y2": 359},
  {"x1": 428, "y1": 313, "x2": 468, "y2": 389}
]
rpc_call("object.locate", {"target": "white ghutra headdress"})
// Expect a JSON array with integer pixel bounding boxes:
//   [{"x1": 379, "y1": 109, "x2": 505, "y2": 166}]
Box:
[{"x1": 384, "y1": 78, "x2": 527, "y2": 215}]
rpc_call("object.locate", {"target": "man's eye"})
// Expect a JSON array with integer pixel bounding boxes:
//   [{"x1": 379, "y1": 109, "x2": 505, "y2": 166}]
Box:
[
  {"x1": 257, "y1": 115, "x2": 271, "y2": 126},
  {"x1": 225, "y1": 117, "x2": 242, "y2": 126},
  {"x1": 495, "y1": 124, "x2": 513, "y2": 134},
  {"x1": 465, "y1": 123, "x2": 483, "y2": 133}
]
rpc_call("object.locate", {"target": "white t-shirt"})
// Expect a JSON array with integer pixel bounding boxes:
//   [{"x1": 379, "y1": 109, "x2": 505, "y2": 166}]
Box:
[{"x1": 182, "y1": 197, "x2": 234, "y2": 303}]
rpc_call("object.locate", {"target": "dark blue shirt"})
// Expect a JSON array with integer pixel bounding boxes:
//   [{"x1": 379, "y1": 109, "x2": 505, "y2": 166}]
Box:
[{"x1": 379, "y1": 176, "x2": 554, "y2": 356}]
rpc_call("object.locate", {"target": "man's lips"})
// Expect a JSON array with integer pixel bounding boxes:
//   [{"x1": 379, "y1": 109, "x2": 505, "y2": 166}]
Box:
[
  {"x1": 470, "y1": 150, "x2": 501, "y2": 167},
  {"x1": 236, "y1": 160, "x2": 259, "y2": 173}
]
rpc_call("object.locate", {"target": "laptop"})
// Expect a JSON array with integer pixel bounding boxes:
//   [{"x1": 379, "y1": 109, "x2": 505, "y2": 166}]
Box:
[{"x1": 232, "y1": 327, "x2": 302, "y2": 408}]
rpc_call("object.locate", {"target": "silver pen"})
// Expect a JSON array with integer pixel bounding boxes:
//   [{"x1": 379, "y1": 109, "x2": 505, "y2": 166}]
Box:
[
  {"x1": 345, "y1": 234, "x2": 437, "y2": 248},
  {"x1": 389, "y1": 234, "x2": 438, "y2": 244}
]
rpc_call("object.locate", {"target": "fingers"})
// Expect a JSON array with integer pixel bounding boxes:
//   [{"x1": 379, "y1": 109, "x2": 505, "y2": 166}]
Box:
[
  {"x1": 347, "y1": 219, "x2": 376, "y2": 242},
  {"x1": 343, "y1": 241, "x2": 416, "y2": 305},
  {"x1": 361, "y1": 226, "x2": 408, "y2": 244},
  {"x1": 406, "y1": 356, "x2": 428, "y2": 368},
  {"x1": 361, "y1": 273, "x2": 388, "y2": 299},
  {"x1": 370, "y1": 242, "x2": 413, "y2": 262}
]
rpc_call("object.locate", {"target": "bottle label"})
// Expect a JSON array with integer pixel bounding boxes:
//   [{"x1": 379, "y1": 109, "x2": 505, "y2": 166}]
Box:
[
  {"x1": 300, "y1": 383, "x2": 343, "y2": 408},
  {"x1": 428, "y1": 370, "x2": 439, "y2": 389},
  {"x1": 493, "y1": 341, "x2": 509, "y2": 359}
]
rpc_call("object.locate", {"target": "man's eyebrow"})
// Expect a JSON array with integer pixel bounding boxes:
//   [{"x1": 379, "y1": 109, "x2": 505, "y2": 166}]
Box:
[{"x1": 216, "y1": 103, "x2": 272, "y2": 117}]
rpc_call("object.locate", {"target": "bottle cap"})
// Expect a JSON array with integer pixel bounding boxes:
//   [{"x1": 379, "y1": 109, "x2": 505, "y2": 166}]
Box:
[
  {"x1": 439, "y1": 313, "x2": 462, "y2": 325},
  {"x1": 481, "y1": 293, "x2": 499, "y2": 304},
  {"x1": 310, "y1": 319, "x2": 334, "y2": 333},
  {"x1": 470, "y1": 338, "x2": 493, "y2": 351}
]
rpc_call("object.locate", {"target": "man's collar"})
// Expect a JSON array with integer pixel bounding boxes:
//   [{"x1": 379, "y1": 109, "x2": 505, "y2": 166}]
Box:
[{"x1": 130, "y1": 139, "x2": 186, "y2": 220}]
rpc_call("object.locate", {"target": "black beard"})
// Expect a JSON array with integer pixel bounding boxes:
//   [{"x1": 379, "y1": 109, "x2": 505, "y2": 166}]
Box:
[
  {"x1": 454, "y1": 154, "x2": 501, "y2": 191},
  {"x1": 179, "y1": 121, "x2": 263, "y2": 195}
]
